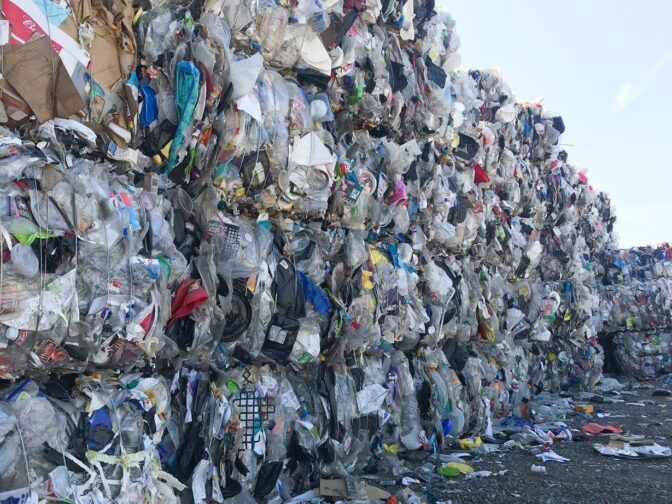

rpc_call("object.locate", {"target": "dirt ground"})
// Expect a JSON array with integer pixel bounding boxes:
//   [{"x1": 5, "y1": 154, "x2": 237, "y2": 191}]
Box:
[{"x1": 390, "y1": 376, "x2": 672, "y2": 504}]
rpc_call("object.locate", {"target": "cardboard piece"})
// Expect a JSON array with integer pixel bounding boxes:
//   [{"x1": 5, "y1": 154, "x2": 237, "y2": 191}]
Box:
[
  {"x1": 0, "y1": 80, "x2": 32, "y2": 124},
  {"x1": 85, "y1": 74, "x2": 125, "y2": 124},
  {"x1": 89, "y1": 28, "x2": 125, "y2": 90},
  {"x1": 1, "y1": 0, "x2": 90, "y2": 71},
  {"x1": 363, "y1": 485, "x2": 392, "y2": 500},
  {"x1": 73, "y1": 0, "x2": 137, "y2": 133},
  {"x1": 317, "y1": 479, "x2": 391, "y2": 500},
  {"x1": 61, "y1": 0, "x2": 91, "y2": 42},
  {"x1": 318, "y1": 479, "x2": 349, "y2": 497},
  {"x1": 3, "y1": 37, "x2": 84, "y2": 122},
  {"x1": 88, "y1": 0, "x2": 137, "y2": 91}
]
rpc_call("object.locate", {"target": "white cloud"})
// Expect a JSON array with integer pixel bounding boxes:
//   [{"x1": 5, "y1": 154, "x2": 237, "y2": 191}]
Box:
[
  {"x1": 651, "y1": 53, "x2": 672, "y2": 73},
  {"x1": 613, "y1": 53, "x2": 672, "y2": 110},
  {"x1": 614, "y1": 83, "x2": 645, "y2": 109}
]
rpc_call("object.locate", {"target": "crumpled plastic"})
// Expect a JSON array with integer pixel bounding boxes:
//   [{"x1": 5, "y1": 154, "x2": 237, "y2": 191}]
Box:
[{"x1": 593, "y1": 441, "x2": 672, "y2": 459}]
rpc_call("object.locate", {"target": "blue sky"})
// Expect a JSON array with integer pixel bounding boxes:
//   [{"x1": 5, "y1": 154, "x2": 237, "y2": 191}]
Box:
[{"x1": 440, "y1": 1, "x2": 672, "y2": 248}]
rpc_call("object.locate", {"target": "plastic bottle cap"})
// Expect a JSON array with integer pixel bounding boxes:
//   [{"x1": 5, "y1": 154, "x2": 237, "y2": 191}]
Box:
[{"x1": 6, "y1": 327, "x2": 19, "y2": 341}]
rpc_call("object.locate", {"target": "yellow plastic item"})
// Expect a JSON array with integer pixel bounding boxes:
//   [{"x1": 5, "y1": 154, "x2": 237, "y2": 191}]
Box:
[
  {"x1": 575, "y1": 404, "x2": 594, "y2": 414},
  {"x1": 382, "y1": 443, "x2": 398, "y2": 456},
  {"x1": 362, "y1": 270, "x2": 374, "y2": 290},
  {"x1": 133, "y1": 7, "x2": 144, "y2": 25},
  {"x1": 160, "y1": 140, "x2": 173, "y2": 160},
  {"x1": 458, "y1": 436, "x2": 482, "y2": 450},
  {"x1": 368, "y1": 247, "x2": 388, "y2": 266},
  {"x1": 437, "y1": 462, "x2": 474, "y2": 477}
]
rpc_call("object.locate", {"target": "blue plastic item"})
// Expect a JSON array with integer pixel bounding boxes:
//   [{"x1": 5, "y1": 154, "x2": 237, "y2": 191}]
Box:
[
  {"x1": 297, "y1": 271, "x2": 331, "y2": 315},
  {"x1": 140, "y1": 82, "x2": 158, "y2": 128},
  {"x1": 165, "y1": 61, "x2": 200, "y2": 174}
]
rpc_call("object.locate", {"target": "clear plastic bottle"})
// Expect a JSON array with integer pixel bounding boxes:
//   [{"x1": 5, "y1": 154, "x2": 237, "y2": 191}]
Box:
[
  {"x1": 256, "y1": 4, "x2": 288, "y2": 60},
  {"x1": 10, "y1": 244, "x2": 39, "y2": 278}
]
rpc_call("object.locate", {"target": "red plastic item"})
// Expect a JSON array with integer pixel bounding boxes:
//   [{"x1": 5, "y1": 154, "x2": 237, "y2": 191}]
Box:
[{"x1": 581, "y1": 422, "x2": 623, "y2": 435}]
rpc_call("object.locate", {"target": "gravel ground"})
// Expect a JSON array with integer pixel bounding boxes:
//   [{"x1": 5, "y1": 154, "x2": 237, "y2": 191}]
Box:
[{"x1": 391, "y1": 378, "x2": 672, "y2": 504}]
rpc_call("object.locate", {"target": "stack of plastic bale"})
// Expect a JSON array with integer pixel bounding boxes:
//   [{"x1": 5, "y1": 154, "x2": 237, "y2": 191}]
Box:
[
  {"x1": 0, "y1": 374, "x2": 186, "y2": 503},
  {"x1": 0, "y1": 0, "x2": 619, "y2": 502},
  {"x1": 0, "y1": 119, "x2": 192, "y2": 502},
  {"x1": 438, "y1": 69, "x2": 615, "y2": 397},
  {"x1": 600, "y1": 246, "x2": 672, "y2": 333},
  {"x1": 598, "y1": 246, "x2": 672, "y2": 379},
  {"x1": 0, "y1": 125, "x2": 186, "y2": 377},
  {"x1": 613, "y1": 331, "x2": 672, "y2": 380}
]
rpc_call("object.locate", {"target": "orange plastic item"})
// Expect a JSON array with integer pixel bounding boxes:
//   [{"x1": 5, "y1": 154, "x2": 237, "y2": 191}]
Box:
[{"x1": 575, "y1": 404, "x2": 594, "y2": 414}]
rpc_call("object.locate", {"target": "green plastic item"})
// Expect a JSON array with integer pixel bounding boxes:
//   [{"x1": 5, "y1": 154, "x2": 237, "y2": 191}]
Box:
[
  {"x1": 347, "y1": 83, "x2": 365, "y2": 105},
  {"x1": 436, "y1": 461, "x2": 474, "y2": 478},
  {"x1": 436, "y1": 465, "x2": 461, "y2": 477},
  {"x1": 14, "y1": 229, "x2": 57, "y2": 245}
]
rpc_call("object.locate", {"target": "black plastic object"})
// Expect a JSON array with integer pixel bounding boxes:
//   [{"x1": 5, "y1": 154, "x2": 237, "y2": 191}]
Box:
[
  {"x1": 454, "y1": 133, "x2": 480, "y2": 161},
  {"x1": 43, "y1": 442, "x2": 87, "y2": 473},
  {"x1": 174, "y1": 372, "x2": 209, "y2": 480},
  {"x1": 166, "y1": 317, "x2": 195, "y2": 351},
  {"x1": 238, "y1": 150, "x2": 271, "y2": 195},
  {"x1": 261, "y1": 315, "x2": 300, "y2": 365},
  {"x1": 221, "y1": 459, "x2": 243, "y2": 498},
  {"x1": 253, "y1": 461, "x2": 284, "y2": 499},
  {"x1": 141, "y1": 120, "x2": 176, "y2": 157},
  {"x1": 552, "y1": 116, "x2": 566, "y2": 134},
  {"x1": 443, "y1": 339, "x2": 469, "y2": 372},
  {"x1": 220, "y1": 278, "x2": 252, "y2": 342},
  {"x1": 232, "y1": 390, "x2": 275, "y2": 455},
  {"x1": 425, "y1": 56, "x2": 447, "y2": 88},
  {"x1": 295, "y1": 68, "x2": 331, "y2": 90},
  {"x1": 273, "y1": 257, "x2": 306, "y2": 320}
]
